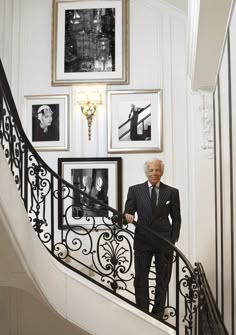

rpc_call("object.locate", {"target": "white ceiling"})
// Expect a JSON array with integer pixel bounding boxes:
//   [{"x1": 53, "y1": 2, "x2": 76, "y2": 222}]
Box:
[
  {"x1": 164, "y1": 0, "x2": 188, "y2": 12},
  {"x1": 164, "y1": 0, "x2": 233, "y2": 92},
  {"x1": 188, "y1": 0, "x2": 234, "y2": 91}
]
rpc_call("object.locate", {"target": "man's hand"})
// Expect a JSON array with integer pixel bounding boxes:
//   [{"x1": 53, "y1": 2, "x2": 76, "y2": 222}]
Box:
[{"x1": 125, "y1": 213, "x2": 134, "y2": 223}]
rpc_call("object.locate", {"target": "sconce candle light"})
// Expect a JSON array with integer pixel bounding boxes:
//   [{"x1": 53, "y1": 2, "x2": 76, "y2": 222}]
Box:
[{"x1": 78, "y1": 92, "x2": 102, "y2": 140}]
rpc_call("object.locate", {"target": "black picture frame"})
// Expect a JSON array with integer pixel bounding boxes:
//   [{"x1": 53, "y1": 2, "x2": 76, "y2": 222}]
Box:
[{"x1": 58, "y1": 157, "x2": 122, "y2": 229}]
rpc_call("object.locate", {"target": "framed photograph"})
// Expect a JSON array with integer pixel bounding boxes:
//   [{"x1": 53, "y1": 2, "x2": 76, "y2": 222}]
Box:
[
  {"x1": 107, "y1": 89, "x2": 163, "y2": 153},
  {"x1": 25, "y1": 94, "x2": 69, "y2": 151},
  {"x1": 58, "y1": 157, "x2": 122, "y2": 229},
  {"x1": 52, "y1": 0, "x2": 129, "y2": 85}
]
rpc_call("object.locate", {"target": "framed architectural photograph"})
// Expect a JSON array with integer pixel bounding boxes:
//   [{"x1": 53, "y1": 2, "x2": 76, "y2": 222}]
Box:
[
  {"x1": 58, "y1": 157, "x2": 122, "y2": 229},
  {"x1": 107, "y1": 89, "x2": 163, "y2": 153},
  {"x1": 52, "y1": 0, "x2": 129, "y2": 85},
  {"x1": 25, "y1": 94, "x2": 69, "y2": 151}
]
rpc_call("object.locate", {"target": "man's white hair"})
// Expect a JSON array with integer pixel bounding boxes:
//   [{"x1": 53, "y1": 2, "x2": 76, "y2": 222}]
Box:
[{"x1": 144, "y1": 158, "x2": 164, "y2": 173}]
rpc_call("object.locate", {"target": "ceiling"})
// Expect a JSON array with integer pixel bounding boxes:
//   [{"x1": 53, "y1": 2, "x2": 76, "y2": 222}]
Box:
[
  {"x1": 164, "y1": 0, "x2": 233, "y2": 92},
  {"x1": 187, "y1": 0, "x2": 234, "y2": 91},
  {"x1": 164, "y1": 0, "x2": 188, "y2": 12}
]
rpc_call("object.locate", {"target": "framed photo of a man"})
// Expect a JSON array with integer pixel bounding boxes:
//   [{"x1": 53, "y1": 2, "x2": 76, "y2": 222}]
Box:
[
  {"x1": 52, "y1": 0, "x2": 129, "y2": 85},
  {"x1": 58, "y1": 157, "x2": 122, "y2": 229},
  {"x1": 107, "y1": 89, "x2": 163, "y2": 153},
  {"x1": 25, "y1": 95, "x2": 69, "y2": 151}
]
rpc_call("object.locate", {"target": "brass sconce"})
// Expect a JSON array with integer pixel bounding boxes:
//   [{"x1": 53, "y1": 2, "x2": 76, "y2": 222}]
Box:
[{"x1": 78, "y1": 92, "x2": 102, "y2": 140}]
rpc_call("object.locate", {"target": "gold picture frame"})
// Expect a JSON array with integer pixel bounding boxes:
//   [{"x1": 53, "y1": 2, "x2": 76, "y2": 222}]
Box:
[{"x1": 52, "y1": 0, "x2": 129, "y2": 85}]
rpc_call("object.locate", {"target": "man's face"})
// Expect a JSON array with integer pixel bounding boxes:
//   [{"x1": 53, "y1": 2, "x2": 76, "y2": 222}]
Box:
[
  {"x1": 40, "y1": 109, "x2": 53, "y2": 128},
  {"x1": 145, "y1": 160, "x2": 163, "y2": 185}
]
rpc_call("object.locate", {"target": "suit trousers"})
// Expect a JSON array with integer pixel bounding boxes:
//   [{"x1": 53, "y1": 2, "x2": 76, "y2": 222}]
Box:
[{"x1": 134, "y1": 246, "x2": 174, "y2": 316}]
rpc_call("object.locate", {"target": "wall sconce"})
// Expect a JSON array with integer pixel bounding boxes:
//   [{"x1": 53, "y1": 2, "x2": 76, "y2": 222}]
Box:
[{"x1": 78, "y1": 92, "x2": 102, "y2": 140}]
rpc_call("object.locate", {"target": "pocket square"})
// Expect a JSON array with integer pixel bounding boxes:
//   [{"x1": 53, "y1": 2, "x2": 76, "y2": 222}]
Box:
[{"x1": 166, "y1": 200, "x2": 170, "y2": 204}]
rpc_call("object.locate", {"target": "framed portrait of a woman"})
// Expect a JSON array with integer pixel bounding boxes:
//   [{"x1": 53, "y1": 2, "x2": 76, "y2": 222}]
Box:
[{"x1": 25, "y1": 94, "x2": 69, "y2": 151}]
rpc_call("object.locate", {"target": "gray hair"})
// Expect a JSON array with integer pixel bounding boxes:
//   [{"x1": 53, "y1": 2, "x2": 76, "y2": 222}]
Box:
[
  {"x1": 144, "y1": 158, "x2": 164, "y2": 173},
  {"x1": 37, "y1": 105, "x2": 53, "y2": 115},
  {"x1": 36, "y1": 105, "x2": 53, "y2": 122}
]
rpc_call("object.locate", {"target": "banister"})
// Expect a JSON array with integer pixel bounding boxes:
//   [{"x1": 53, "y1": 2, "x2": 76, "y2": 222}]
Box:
[
  {"x1": 195, "y1": 262, "x2": 229, "y2": 335},
  {"x1": 1, "y1": 57, "x2": 224, "y2": 334}
]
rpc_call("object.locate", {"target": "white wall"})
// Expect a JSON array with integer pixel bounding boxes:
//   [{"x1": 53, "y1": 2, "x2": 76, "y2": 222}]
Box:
[
  {"x1": 187, "y1": 89, "x2": 216, "y2": 288},
  {"x1": 0, "y1": 287, "x2": 89, "y2": 335},
  {"x1": 2, "y1": 0, "x2": 195, "y2": 256},
  {"x1": 0, "y1": 0, "x2": 216, "y2": 331},
  {"x1": 212, "y1": 3, "x2": 236, "y2": 332},
  {"x1": 230, "y1": 5, "x2": 236, "y2": 333}
]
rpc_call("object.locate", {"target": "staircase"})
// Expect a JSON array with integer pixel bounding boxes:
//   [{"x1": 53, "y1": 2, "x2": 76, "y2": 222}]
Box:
[
  {"x1": 0, "y1": 143, "x2": 173, "y2": 334},
  {"x1": 0, "y1": 58, "x2": 228, "y2": 335}
]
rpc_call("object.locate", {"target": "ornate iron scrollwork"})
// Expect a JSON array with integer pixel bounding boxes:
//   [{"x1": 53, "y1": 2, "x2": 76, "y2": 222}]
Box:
[{"x1": 0, "y1": 59, "x2": 200, "y2": 334}]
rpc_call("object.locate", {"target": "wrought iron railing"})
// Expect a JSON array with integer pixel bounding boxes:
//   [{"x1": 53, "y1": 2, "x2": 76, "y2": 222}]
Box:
[
  {"x1": 0, "y1": 58, "x2": 225, "y2": 334},
  {"x1": 195, "y1": 263, "x2": 229, "y2": 335}
]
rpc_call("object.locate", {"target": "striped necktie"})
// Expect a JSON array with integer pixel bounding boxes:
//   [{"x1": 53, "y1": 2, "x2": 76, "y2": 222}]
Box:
[{"x1": 151, "y1": 186, "x2": 157, "y2": 213}]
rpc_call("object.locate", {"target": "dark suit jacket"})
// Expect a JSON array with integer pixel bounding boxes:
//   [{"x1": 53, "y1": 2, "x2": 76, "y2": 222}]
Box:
[{"x1": 124, "y1": 181, "x2": 181, "y2": 250}]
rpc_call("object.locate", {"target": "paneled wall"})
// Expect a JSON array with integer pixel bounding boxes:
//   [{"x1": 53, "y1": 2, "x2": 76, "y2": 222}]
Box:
[
  {"x1": 0, "y1": 0, "x2": 217, "y2": 333},
  {"x1": 1, "y1": 0, "x2": 194, "y2": 259},
  {"x1": 0, "y1": 0, "x2": 216, "y2": 287},
  {"x1": 213, "y1": 3, "x2": 236, "y2": 334}
]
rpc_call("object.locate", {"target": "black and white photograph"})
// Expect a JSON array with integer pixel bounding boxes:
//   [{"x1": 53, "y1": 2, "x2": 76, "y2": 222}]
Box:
[
  {"x1": 64, "y1": 8, "x2": 115, "y2": 74},
  {"x1": 52, "y1": 0, "x2": 128, "y2": 84},
  {"x1": 25, "y1": 94, "x2": 69, "y2": 151},
  {"x1": 58, "y1": 157, "x2": 122, "y2": 229},
  {"x1": 107, "y1": 89, "x2": 163, "y2": 153},
  {"x1": 71, "y1": 167, "x2": 109, "y2": 218},
  {"x1": 118, "y1": 101, "x2": 151, "y2": 142},
  {"x1": 32, "y1": 104, "x2": 59, "y2": 142}
]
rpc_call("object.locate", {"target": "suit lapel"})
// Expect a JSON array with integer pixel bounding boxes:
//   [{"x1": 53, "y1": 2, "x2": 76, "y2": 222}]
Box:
[
  {"x1": 140, "y1": 181, "x2": 170, "y2": 214},
  {"x1": 156, "y1": 182, "x2": 169, "y2": 211},
  {"x1": 142, "y1": 181, "x2": 151, "y2": 210}
]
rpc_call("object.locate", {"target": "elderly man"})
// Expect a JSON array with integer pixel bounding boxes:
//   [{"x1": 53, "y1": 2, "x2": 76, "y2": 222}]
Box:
[{"x1": 124, "y1": 158, "x2": 181, "y2": 319}]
